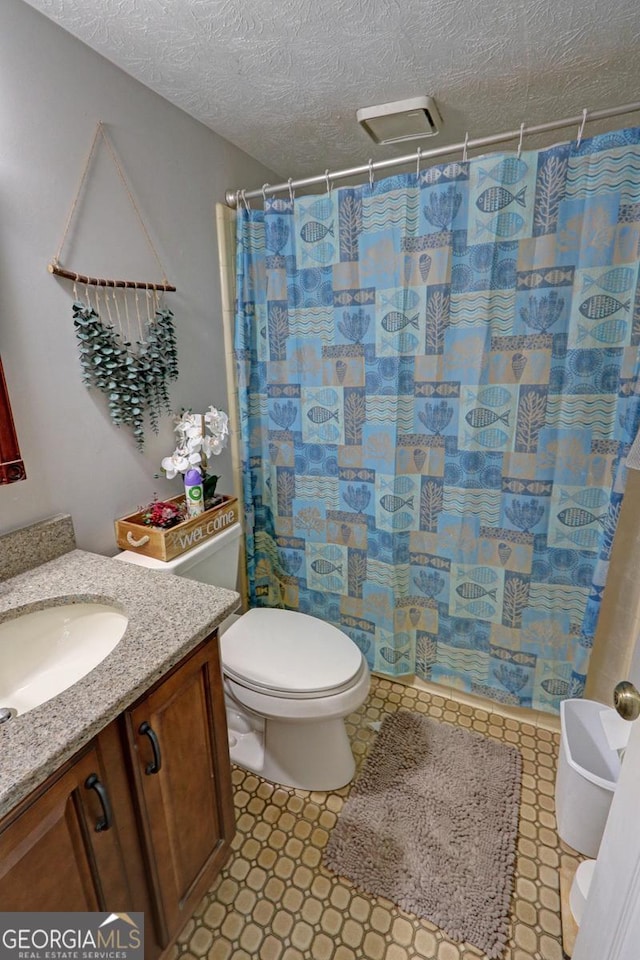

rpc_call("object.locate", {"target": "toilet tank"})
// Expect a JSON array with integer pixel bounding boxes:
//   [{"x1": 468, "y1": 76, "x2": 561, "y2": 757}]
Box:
[{"x1": 116, "y1": 521, "x2": 242, "y2": 592}]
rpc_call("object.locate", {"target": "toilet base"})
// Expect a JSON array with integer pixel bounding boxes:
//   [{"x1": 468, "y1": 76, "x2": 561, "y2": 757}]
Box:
[
  {"x1": 260, "y1": 717, "x2": 356, "y2": 792},
  {"x1": 226, "y1": 702, "x2": 266, "y2": 774},
  {"x1": 225, "y1": 690, "x2": 356, "y2": 791},
  {"x1": 223, "y1": 659, "x2": 369, "y2": 791}
]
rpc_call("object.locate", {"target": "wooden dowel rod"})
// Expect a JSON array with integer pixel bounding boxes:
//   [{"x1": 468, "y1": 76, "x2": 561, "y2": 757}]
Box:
[{"x1": 48, "y1": 261, "x2": 176, "y2": 292}]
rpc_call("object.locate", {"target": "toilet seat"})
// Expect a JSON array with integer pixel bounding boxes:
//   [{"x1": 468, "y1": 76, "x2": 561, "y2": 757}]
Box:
[
  {"x1": 226, "y1": 659, "x2": 369, "y2": 701},
  {"x1": 221, "y1": 608, "x2": 363, "y2": 698},
  {"x1": 225, "y1": 659, "x2": 370, "y2": 721}
]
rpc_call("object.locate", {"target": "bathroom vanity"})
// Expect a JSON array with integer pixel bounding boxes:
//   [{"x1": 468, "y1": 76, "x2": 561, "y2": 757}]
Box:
[{"x1": 0, "y1": 517, "x2": 239, "y2": 958}]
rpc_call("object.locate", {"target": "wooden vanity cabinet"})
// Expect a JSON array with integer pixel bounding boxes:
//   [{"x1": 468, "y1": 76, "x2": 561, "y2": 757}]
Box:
[
  {"x1": 0, "y1": 738, "x2": 132, "y2": 912},
  {"x1": 124, "y1": 637, "x2": 235, "y2": 946},
  {"x1": 0, "y1": 632, "x2": 235, "y2": 958}
]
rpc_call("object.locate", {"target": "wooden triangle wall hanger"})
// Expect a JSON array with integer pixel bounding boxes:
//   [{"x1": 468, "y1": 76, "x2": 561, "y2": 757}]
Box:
[
  {"x1": 49, "y1": 121, "x2": 176, "y2": 292},
  {"x1": 49, "y1": 122, "x2": 179, "y2": 449}
]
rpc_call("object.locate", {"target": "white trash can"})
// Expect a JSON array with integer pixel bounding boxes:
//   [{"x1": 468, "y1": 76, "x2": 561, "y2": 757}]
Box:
[{"x1": 555, "y1": 699, "x2": 621, "y2": 858}]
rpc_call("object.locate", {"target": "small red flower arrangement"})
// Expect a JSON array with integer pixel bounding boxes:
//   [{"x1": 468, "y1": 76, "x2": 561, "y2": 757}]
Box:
[{"x1": 139, "y1": 497, "x2": 187, "y2": 529}]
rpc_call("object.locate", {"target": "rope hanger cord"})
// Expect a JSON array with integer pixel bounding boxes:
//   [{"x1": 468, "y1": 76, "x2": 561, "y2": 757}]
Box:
[{"x1": 49, "y1": 121, "x2": 176, "y2": 292}]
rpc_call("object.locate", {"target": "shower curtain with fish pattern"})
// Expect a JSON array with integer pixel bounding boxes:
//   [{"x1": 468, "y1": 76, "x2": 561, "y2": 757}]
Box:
[{"x1": 234, "y1": 125, "x2": 640, "y2": 713}]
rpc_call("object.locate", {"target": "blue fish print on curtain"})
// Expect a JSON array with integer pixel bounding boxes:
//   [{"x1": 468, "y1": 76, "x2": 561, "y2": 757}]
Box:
[{"x1": 234, "y1": 127, "x2": 640, "y2": 713}]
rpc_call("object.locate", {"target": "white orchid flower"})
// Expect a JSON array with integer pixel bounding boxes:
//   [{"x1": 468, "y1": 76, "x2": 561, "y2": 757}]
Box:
[
  {"x1": 185, "y1": 435, "x2": 203, "y2": 454},
  {"x1": 184, "y1": 420, "x2": 204, "y2": 441},
  {"x1": 205, "y1": 406, "x2": 229, "y2": 429},
  {"x1": 174, "y1": 411, "x2": 200, "y2": 437},
  {"x1": 202, "y1": 435, "x2": 223, "y2": 457},
  {"x1": 161, "y1": 451, "x2": 190, "y2": 479},
  {"x1": 204, "y1": 407, "x2": 230, "y2": 450},
  {"x1": 161, "y1": 406, "x2": 229, "y2": 479}
]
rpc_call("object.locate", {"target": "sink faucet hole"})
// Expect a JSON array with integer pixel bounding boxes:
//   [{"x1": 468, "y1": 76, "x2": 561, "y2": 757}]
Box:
[{"x1": 0, "y1": 707, "x2": 17, "y2": 724}]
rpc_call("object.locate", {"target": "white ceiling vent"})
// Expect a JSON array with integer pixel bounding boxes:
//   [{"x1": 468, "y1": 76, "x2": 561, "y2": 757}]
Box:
[{"x1": 357, "y1": 97, "x2": 442, "y2": 145}]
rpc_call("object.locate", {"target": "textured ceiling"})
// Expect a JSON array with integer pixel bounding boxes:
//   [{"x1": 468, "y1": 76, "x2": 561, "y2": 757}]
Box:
[{"x1": 22, "y1": 0, "x2": 640, "y2": 186}]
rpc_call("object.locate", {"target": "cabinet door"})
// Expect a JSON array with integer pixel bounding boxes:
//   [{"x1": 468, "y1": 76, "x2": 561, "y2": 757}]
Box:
[
  {"x1": 0, "y1": 745, "x2": 131, "y2": 911},
  {"x1": 125, "y1": 637, "x2": 235, "y2": 945}
]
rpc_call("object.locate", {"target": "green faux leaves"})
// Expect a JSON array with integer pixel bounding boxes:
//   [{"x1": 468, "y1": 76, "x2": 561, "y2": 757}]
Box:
[{"x1": 73, "y1": 300, "x2": 178, "y2": 448}]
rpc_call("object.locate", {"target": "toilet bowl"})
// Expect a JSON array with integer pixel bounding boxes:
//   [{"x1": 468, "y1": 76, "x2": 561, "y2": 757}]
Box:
[
  {"x1": 222, "y1": 607, "x2": 370, "y2": 790},
  {"x1": 116, "y1": 523, "x2": 370, "y2": 790}
]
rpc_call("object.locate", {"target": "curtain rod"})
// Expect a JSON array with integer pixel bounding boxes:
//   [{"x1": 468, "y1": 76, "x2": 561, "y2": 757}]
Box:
[{"x1": 225, "y1": 100, "x2": 640, "y2": 207}]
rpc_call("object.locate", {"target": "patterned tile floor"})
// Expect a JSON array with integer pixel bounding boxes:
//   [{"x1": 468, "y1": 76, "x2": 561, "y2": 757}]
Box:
[{"x1": 171, "y1": 676, "x2": 579, "y2": 960}]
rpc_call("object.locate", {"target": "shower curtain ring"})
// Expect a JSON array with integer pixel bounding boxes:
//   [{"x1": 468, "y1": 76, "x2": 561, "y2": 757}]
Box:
[
  {"x1": 288, "y1": 178, "x2": 295, "y2": 203},
  {"x1": 576, "y1": 108, "x2": 588, "y2": 148},
  {"x1": 240, "y1": 189, "x2": 251, "y2": 211},
  {"x1": 261, "y1": 183, "x2": 270, "y2": 204},
  {"x1": 462, "y1": 132, "x2": 469, "y2": 163},
  {"x1": 517, "y1": 122, "x2": 525, "y2": 159},
  {"x1": 324, "y1": 169, "x2": 332, "y2": 195},
  {"x1": 416, "y1": 147, "x2": 422, "y2": 182},
  {"x1": 368, "y1": 158, "x2": 375, "y2": 190}
]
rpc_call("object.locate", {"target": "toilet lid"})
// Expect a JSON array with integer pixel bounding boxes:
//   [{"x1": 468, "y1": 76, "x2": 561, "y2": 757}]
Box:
[{"x1": 221, "y1": 608, "x2": 363, "y2": 695}]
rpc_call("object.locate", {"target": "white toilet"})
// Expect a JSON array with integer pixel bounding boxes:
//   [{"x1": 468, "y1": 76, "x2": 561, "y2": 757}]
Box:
[{"x1": 116, "y1": 522, "x2": 370, "y2": 791}]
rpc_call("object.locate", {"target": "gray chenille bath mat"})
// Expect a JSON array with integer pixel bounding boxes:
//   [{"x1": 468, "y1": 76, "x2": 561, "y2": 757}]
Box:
[{"x1": 324, "y1": 710, "x2": 522, "y2": 959}]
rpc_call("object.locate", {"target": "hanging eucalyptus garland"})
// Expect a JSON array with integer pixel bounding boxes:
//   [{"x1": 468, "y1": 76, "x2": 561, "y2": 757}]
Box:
[
  {"x1": 73, "y1": 301, "x2": 178, "y2": 448},
  {"x1": 49, "y1": 122, "x2": 181, "y2": 448}
]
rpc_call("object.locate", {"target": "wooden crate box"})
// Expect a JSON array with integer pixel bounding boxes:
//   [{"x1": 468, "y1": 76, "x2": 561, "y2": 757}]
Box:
[{"x1": 115, "y1": 494, "x2": 239, "y2": 562}]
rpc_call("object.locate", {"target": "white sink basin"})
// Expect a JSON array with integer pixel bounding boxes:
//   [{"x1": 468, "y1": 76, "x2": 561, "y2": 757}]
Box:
[{"x1": 0, "y1": 603, "x2": 128, "y2": 717}]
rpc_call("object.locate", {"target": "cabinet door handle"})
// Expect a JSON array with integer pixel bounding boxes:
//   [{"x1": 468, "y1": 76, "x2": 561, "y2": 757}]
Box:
[
  {"x1": 138, "y1": 721, "x2": 162, "y2": 775},
  {"x1": 85, "y1": 773, "x2": 113, "y2": 832}
]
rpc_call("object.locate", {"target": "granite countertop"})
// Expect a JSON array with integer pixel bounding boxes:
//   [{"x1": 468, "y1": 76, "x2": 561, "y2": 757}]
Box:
[{"x1": 0, "y1": 548, "x2": 239, "y2": 817}]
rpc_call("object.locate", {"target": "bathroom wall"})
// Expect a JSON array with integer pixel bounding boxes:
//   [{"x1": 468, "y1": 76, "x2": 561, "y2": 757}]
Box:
[{"x1": 0, "y1": 0, "x2": 276, "y2": 556}]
